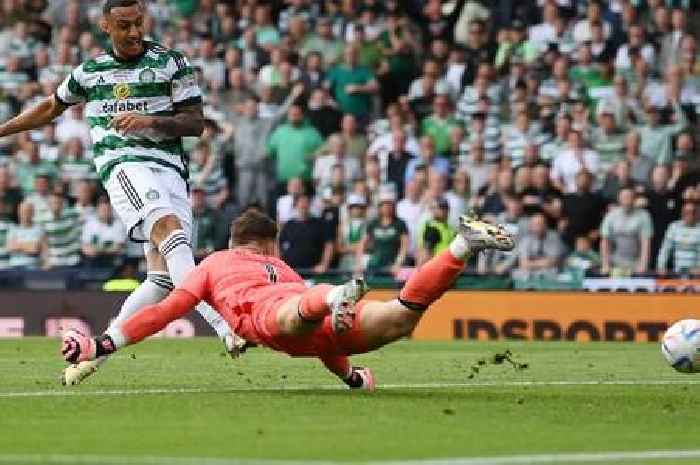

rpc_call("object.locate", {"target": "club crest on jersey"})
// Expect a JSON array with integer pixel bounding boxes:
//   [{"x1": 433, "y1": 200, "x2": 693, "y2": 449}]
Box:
[
  {"x1": 113, "y1": 83, "x2": 131, "y2": 100},
  {"x1": 145, "y1": 189, "x2": 160, "y2": 201},
  {"x1": 139, "y1": 68, "x2": 156, "y2": 83}
]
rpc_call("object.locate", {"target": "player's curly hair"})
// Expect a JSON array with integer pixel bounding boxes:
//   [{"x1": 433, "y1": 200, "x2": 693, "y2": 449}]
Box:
[{"x1": 230, "y1": 210, "x2": 278, "y2": 247}]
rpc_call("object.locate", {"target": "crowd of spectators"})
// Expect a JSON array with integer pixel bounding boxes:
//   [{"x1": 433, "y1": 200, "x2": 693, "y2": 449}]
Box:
[{"x1": 2, "y1": 0, "x2": 700, "y2": 282}]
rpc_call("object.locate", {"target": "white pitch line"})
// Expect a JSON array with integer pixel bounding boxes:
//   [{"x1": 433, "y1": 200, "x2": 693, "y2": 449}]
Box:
[
  {"x1": 0, "y1": 379, "x2": 699, "y2": 398},
  {"x1": 2, "y1": 450, "x2": 700, "y2": 465}
]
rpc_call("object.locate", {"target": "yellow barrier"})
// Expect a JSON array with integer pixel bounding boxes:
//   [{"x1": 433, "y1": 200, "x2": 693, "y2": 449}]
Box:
[{"x1": 365, "y1": 290, "x2": 700, "y2": 342}]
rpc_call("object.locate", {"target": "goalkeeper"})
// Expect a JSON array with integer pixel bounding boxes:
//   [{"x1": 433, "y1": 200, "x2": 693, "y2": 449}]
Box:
[{"x1": 62, "y1": 210, "x2": 514, "y2": 390}]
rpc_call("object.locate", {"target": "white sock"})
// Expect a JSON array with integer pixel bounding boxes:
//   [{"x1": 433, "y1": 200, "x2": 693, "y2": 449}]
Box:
[
  {"x1": 104, "y1": 272, "x2": 173, "y2": 352},
  {"x1": 110, "y1": 272, "x2": 172, "y2": 329},
  {"x1": 158, "y1": 229, "x2": 231, "y2": 339},
  {"x1": 449, "y1": 235, "x2": 471, "y2": 261}
]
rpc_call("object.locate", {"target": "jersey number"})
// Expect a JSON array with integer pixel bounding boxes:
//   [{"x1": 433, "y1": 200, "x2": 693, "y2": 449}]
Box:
[{"x1": 264, "y1": 264, "x2": 278, "y2": 283}]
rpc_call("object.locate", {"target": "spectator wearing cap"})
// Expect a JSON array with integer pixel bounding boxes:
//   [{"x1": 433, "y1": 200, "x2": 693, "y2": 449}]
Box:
[
  {"x1": 404, "y1": 136, "x2": 450, "y2": 186},
  {"x1": 7, "y1": 200, "x2": 42, "y2": 269},
  {"x1": 325, "y1": 44, "x2": 379, "y2": 122},
  {"x1": 417, "y1": 197, "x2": 457, "y2": 266},
  {"x1": 637, "y1": 99, "x2": 688, "y2": 165},
  {"x1": 551, "y1": 129, "x2": 601, "y2": 194},
  {"x1": 337, "y1": 193, "x2": 368, "y2": 271},
  {"x1": 495, "y1": 19, "x2": 534, "y2": 70},
  {"x1": 600, "y1": 187, "x2": 653, "y2": 275},
  {"x1": 515, "y1": 212, "x2": 565, "y2": 278},
  {"x1": 420, "y1": 94, "x2": 461, "y2": 157},
  {"x1": 81, "y1": 197, "x2": 125, "y2": 269},
  {"x1": 268, "y1": 103, "x2": 324, "y2": 196},
  {"x1": 657, "y1": 201, "x2": 700, "y2": 275},
  {"x1": 279, "y1": 193, "x2": 334, "y2": 274},
  {"x1": 356, "y1": 187, "x2": 409, "y2": 275}
]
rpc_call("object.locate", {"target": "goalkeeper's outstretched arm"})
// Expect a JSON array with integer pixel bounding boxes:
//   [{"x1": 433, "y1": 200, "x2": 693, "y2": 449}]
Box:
[
  {"x1": 62, "y1": 289, "x2": 201, "y2": 364},
  {"x1": 0, "y1": 95, "x2": 67, "y2": 138}
]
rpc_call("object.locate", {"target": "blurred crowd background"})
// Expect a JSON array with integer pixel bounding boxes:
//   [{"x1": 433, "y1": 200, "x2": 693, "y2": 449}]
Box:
[{"x1": 2, "y1": 0, "x2": 700, "y2": 287}]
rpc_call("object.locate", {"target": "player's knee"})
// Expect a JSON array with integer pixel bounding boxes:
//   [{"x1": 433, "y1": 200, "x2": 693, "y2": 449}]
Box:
[
  {"x1": 148, "y1": 211, "x2": 183, "y2": 246},
  {"x1": 382, "y1": 312, "x2": 418, "y2": 341}
]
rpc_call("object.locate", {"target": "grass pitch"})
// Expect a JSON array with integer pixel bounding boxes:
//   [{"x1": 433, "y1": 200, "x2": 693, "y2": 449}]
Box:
[{"x1": 0, "y1": 338, "x2": 698, "y2": 465}]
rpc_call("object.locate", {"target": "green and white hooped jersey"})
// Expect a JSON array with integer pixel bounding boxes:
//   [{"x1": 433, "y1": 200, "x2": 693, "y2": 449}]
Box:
[{"x1": 55, "y1": 41, "x2": 202, "y2": 184}]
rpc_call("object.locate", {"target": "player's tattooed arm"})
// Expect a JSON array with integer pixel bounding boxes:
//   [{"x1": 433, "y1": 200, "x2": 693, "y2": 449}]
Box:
[
  {"x1": 109, "y1": 104, "x2": 204, "y2": 138},
  {"x1": 0, "y1": 95, "x2": 66, "y2": 138},
  {"x1": 149, "y1": 103, "x2": 205, "y2": 138}
]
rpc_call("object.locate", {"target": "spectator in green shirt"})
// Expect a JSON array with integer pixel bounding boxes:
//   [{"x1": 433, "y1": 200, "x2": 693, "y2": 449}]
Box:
[
  {"x1": 326, "y1": 45, "x2": 379, "y2": 122},
  {"x1": 268, "y1": 104, "x2": 324, "y2": 191},
  {"x1": 421, "y1": 94, "x2": 461, "y2": 156}
]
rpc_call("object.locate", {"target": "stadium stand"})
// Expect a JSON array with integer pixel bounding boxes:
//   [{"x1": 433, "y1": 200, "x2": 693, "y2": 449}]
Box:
[{"x1": 1, "y1": 0, "x2": 700, "y2": 290}]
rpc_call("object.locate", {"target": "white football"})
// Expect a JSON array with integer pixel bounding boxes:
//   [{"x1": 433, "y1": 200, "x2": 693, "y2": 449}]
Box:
[{"x1": 662, "y1": 319, "x2": 700, "y2": 373}]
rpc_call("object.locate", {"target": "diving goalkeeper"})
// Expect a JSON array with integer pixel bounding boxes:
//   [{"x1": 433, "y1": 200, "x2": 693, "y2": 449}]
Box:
[{"x1": 61, "y1": 210, "x2": 514, "y2": 390}]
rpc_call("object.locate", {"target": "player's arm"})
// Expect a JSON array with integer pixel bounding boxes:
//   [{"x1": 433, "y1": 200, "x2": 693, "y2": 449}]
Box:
[
  {"x1": 110, "y1": 103, "x2": 204, "y2": 138},
  {"x1": 61, "y1": 289, "x2": 201, "y2": 364},
  {"x1": 0, "y1": 95, "x2": 66, "y2": 138}
]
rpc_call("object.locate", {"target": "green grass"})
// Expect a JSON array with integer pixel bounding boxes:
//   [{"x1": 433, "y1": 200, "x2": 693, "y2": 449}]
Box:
[{"x1": 0, "y1": 338, "x2": 699, "y2": 464}]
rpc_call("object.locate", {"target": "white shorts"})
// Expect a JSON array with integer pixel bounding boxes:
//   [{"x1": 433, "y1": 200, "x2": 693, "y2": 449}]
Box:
[{"x1": 105, "y1": 162, "x2": 192, "y2": 253}]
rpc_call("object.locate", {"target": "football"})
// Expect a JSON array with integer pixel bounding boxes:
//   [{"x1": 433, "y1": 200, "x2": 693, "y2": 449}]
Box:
[{"x1": 662, "y1": 319, "x2": 700, "y2": 373}]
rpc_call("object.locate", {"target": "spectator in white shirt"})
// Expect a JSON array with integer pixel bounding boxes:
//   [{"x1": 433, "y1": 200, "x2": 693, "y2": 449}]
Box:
[
  {"x1": 572, "y1": 0, "x2": 611, "y2": 44},
  {"x1": 615, "y1": 24, "x2": 656, "y2": 72},
  {"x1": 313, "y1": 134, "x2": 361, "y2": 190},
  {"x1": 81, "y1": 198, "x2": 126, "y2": 268},
  {"x1": 551, "y1": 130, "x2": 601, "y2": 193}
]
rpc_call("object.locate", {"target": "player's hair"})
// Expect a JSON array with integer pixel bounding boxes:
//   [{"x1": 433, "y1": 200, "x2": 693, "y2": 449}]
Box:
[
  {"x1": 230, "y1": 210, "x2": 278, "y2": 247},
  {"x1": 103, "y1": 0, "x2": 141, "y2": 14}
]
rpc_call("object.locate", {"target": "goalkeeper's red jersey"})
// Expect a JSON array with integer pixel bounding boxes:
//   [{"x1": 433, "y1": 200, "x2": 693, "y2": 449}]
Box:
[{"x1": 180, "y1": 247, "x2": 308, "y2": 344}]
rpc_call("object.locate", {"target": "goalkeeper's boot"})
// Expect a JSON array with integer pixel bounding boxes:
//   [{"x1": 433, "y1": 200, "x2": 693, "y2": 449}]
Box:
[
  {"x1": 329, "y1": 277, "x2": 369, "y2": 334},
  {"x1": 458, "y1": 214, "x2": 515, "y2": 253},
  {"x1": 344, "y1": 366, "x2": 375, "y2": 391}
]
